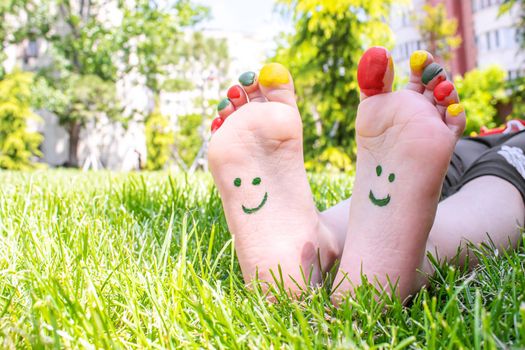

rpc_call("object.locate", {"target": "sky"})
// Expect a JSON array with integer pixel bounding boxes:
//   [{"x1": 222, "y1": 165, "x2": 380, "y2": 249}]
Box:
[
  {"x1": 193, "y1": 0, "x2": 294, "y2": 77},
  {"x1": 194, "y1": 0, "x2": 292, "y2": 37}
]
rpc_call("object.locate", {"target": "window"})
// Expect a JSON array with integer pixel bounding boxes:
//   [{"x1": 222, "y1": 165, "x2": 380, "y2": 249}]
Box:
[{"x1": 473, "y1": 0, "x2": 503, "y2": 11}]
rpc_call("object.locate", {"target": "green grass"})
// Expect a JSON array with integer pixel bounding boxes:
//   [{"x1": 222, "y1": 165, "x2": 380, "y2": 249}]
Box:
[{"x1": 0, "y1": 170, "x2": 524, "y2": 349}]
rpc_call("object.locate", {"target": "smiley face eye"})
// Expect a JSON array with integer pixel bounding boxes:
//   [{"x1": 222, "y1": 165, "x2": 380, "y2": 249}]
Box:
[
  {"x1": 376, "y1": 165, "x2": 382, "y2": 176},
  {"x1": 252, "y1": 177, "x2": 261, "y2": 185},
  {"x1": 234, "y1": 178, "x2": 241, "y2": 187},
  {"x1": 388, "y1": 173, "x2": 395, "y2": 183}
]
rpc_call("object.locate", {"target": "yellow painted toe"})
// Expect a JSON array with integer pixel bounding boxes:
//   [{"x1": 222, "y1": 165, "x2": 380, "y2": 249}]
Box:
[
  {"x1": 410, "y1": 50, "x2": 428, "y2": 72},
  {"x1": 259, "y1": 63, "x2": 290, "y2": 87},
  {"x1": 447, "y1": 103, "x2": 464, "y2": 117}
]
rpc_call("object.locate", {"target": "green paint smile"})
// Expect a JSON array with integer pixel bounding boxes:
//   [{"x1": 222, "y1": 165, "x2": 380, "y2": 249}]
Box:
[
  {"x1": 369, "y1": 190, "x2": 391, "y2": 207},
  {"x1": 369, "y1": 165, "x2": 395, "y2": 207},
  {"x1": 242, "y1": 191, "x2": 268, "y2": 214},
  {"x1": 234, "y1": 176, "x2": 268, "y2": 214}
]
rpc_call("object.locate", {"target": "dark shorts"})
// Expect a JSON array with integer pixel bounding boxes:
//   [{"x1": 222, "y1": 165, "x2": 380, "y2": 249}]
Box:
[{"x1": 441, "y1": 130, "x2": 525, "y2": 204}]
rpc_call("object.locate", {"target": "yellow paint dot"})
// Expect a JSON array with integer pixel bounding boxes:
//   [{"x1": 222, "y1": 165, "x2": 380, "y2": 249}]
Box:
[
  {"x1": 259, "y1": 63, "x2": 290, "y2": 87},
  {"x1": 410, "y1": 50, "x2": 428, "y2": 72},
  {"x1": 447, "y1": 103, "x2": 464, "y2": 117},
  {"x1": 388, "y1": 55, "x2": 394, "y2": 70}
]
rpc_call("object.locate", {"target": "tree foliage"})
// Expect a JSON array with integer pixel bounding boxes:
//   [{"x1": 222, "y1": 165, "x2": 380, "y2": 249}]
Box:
[
  {"x1": 454, "y1": 65, "x2": 508, "y2": 135},
  {"x1": 175, "y1": 113, "x2": 203, "y2": 168},
  {"x1": 273, "y1": 0, "x2": 396, "y2": 168},
  {"x1": 0, "y1": 71, "x2": 43, "y2": 169},
  {"x1": 7, "y1": 0, "x2": 207, "y2": 167},
  {"x1": 174, "y1": 32, "x2": 230, "y2": 170},
  {"x1": 145, "y1": 109, "x2": 175, "y2": 170},
  {"x1": 416, "y1": 3, "x2": 462, "y2": 66}
]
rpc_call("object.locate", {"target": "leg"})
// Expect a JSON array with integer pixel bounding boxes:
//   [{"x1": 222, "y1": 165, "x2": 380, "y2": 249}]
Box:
[
  {"x1": 422, "y1": 176, "x2": 525, "y2": 277},
  {"x1": 332, "y1": 48, "x2": 466, "y2": 303},
  {"x1": 209, "y1": 64, "x2": 340, "y2": 296}
]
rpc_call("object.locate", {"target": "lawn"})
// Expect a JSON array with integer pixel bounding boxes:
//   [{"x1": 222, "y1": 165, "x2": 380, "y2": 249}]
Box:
[{"x1": 0, "y1": 170, "x2": 524, "y2": 349}]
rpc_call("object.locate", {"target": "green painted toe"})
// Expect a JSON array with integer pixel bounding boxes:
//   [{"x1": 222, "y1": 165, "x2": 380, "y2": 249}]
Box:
[
  {"x1": 239, "y1": 71, "x2": 256, "y2": 86},
  {"x1": 217, "y1": 98, "x2": 230, "y2": 111},
  {"x1": 422, "y1": 63, "x2": 444, "y2": 85}
]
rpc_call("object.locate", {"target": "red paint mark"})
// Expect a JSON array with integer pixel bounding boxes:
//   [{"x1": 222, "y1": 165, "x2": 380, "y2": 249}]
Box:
[
  {"x1": 357, "y1": 47, "x2": 389, "y2": 96},
  {"x1": 227, "y1": 85, "x2": 242, "y2": 99},
  {"x1": 433, "y1": 81, "x2": 454, "y2": 101},
  {"x1": 211, "y1": 117, "x2": 223, "y2": 133}
]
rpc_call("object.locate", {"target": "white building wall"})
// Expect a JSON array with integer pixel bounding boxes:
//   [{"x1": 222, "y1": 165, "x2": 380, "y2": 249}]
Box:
[
  {"x1": 473, "y1": 2, "x2": 524, "y2": 78},
  {"x1": 391, "y1": 0, "x2": 524, "y2": 80},
  {"x1": 390, "y1": 0, "x2": 425, "y2": 78}
]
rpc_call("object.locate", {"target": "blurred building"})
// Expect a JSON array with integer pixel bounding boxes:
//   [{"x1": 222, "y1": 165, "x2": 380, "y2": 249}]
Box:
[
  {"x1": 3, "y1": 21, "x2": 273, "y2": 170},
  {"x1": 391, "y1": 0, "x2": 524, "y2": 79},
  {"x1": 3, "y1": 30, "x2": 149, "y2": 171},
  {"x1": 158, "y1": 29, "x2": 273, "y2": 126}
]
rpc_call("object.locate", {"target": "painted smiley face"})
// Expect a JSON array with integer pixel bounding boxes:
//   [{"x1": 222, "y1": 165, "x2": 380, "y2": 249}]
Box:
[
  {"x1": 234, "y1": 176, "x2": 268, "y2": 214},
  {"x1": 369, "y1": 165, "x2": 395, "y2": 207}
]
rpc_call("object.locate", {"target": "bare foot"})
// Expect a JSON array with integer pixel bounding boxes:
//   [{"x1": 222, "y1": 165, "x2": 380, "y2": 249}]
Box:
[
  {"x1": 333, "y1": 48, "x2": 466, "y2": 302},
  {"x1": 208, "y1": 64, "x2": 339, "y2": 296}
]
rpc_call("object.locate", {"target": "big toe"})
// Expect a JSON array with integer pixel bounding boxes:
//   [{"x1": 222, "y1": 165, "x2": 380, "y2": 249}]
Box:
[
  {"x1": 258, "y1": 63, "x2": 298, "y2": 108},
  {"x1": 357, "y1": 46, "x2": 395, "y2": 100}
]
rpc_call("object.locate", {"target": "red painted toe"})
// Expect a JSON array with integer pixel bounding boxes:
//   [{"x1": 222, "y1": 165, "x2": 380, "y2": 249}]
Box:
[
  {"x1": 227, "y1": 85, "x2": 242, "y2": 99},
  {"x1": 433, "y1": 81, "x2": 455, "y2": 102},
  {"x1": 357, "y1": 47, "x2": 390, "y2": 97},
  {"x1": 211, "y1": 117, "x2": 223, "y2": 133}
]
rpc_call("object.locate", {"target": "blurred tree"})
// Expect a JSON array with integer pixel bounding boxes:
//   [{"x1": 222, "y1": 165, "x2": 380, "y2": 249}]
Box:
[
  {"x1": 416, "y1": 3, "x2": 462, "y2": 66},
  {"x1": 454, "y1": 65, "x2": 508, "y2": 135},
  {"x1": 0, "y1": 71, "x2": 43, "y2": 169},
  {"x1": 174, "y1": 32, "x2": 230, "y2": 171},
  {"x1": 117, "y1": 0, "x2": 209, "y2": 93},
  {"x1": 273, "y1": 0, "x2": 396, "y2": 168},
  {"x1": 0, "y1": 0, "x2": 51, "y2": 78},
  {"x1": 145, "y1": 108, "x2": 175, "y2": 170},
  {"x1": 175, "y1": 112, "x2": 202, "y2": 168},
  {"x1": 4, "y1": 0, "x2": 207, "y2": 167}
]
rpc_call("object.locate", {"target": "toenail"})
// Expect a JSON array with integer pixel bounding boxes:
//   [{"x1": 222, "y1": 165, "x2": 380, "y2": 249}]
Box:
[
  {"x1": 433, "y1": 81, "x2": 454, "y2": 101},
  {"x1": 447, "y1": 103, "x2": 464, "y2": 117},
  {"x1": 357, "y1": 47, "x2": 390, "y2": 96},
  {"x1": 239, "y1": 71, "x2": 256, "y2": 86},
  {"x1": 211, "y1": 117, "x2": 223, "y2": 132},
  {"x1": 259, "y1": 63, "x2": 290, "y2": 87},
  {"x1": 422, "y1": 63, "x2": 444, "y2": 85},
  {"x1": 217, "y1": 98, "x2": 230, "y2": 111},
  {"x1": 410, "y1": 51, "x2": 428, "y2": 72},
  {"x1": 227, "y1": 86, "x2": 242, "y2": 99}
]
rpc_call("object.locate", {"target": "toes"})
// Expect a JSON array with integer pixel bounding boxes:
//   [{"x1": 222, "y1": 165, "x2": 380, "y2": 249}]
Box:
[
  {"x1": 217, "y1": 97, "x2": 235, "y2": 120},
  {"x1": 357, "y1": 46, "x2": 395, "y2": 100},
  {"x1": 211, "y1": 97, "x2": 235, "y2": 133},
  {"x1": 257, "y1": 63, "x2": 297, "y2": 108},
  {"x1": 211, "y1": 117, "x2": 223, "y2": 133},
  {"x1": 227, "y1": 85, "x2": 248, "y2": 109},
  {"x1": 433, "y1": 80, "x2": 458, "y2": 107},
  {"x1": 422, "y1": 63, "x2": 448, "y2": 91},
  {"x1": 406, "y1": 50, "x2": 434, "y2": 93},
  {"x1": 445, "y1": 103, "x2": 466, "y2": 138},
  {"x1": 239, "y1": 71, "x2": 266, "y2": 102}
]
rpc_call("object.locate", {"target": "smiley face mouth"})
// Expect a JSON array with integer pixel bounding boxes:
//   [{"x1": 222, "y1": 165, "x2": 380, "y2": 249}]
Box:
[
  {"x1": 242, "y1": 192, "x2": 268, "y2": 214},
  {"x1": 369, "y1": 190, "x2": 391, "y2": 207}
]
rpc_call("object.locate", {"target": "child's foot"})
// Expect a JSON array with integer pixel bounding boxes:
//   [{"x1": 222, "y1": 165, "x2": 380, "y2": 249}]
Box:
[
  {"x1": 209, "y1": 64, "x2": 339, "y2": 296},
  {"x1": 333, "y1": 48, "x2": 466, "y2": 302}
]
